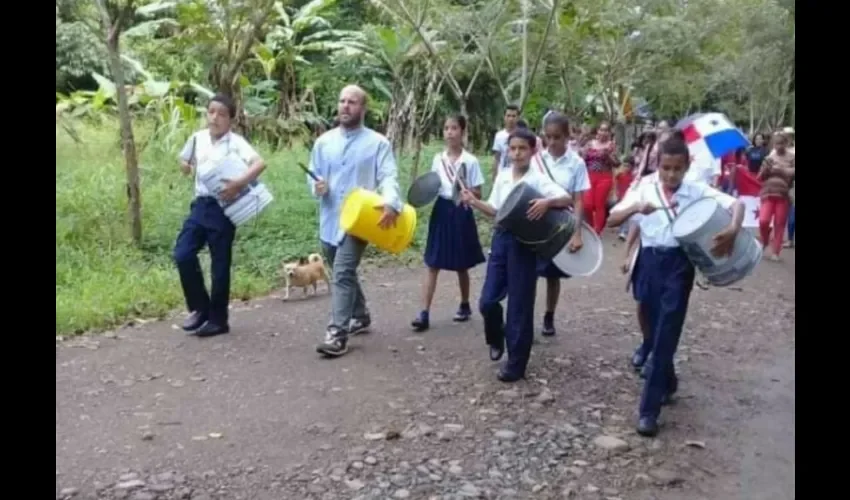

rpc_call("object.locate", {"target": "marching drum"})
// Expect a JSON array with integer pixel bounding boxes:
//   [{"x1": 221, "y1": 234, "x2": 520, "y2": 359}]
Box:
[
  {"x1": 495, "y1": 182, "x2": 603, "y2": 277},
  {"x1": 199, "y1": 154, "x2": 274, "y2": 226},
  {"x1": 671, "y1": 196, "x2": 762, "y2": 286}
]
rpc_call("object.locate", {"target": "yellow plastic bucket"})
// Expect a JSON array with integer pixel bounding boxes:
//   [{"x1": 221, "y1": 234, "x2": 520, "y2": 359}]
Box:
[{"x1": 339, "y1": 188, "x2": 417, "y2": 254}]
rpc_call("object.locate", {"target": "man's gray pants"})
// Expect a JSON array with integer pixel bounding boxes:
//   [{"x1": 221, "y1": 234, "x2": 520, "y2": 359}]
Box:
[{"x1": 322, "y1": 235, "x2": 369, "y2": 337}]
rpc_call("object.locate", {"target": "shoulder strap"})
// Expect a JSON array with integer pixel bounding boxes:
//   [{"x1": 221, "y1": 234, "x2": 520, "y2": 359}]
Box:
[
  {"x1": 533, "y1": 153, "x2": 557, "y2": 183},
  {"x1": 653, "y1": 183, "x2": 678, "y2": 223}
]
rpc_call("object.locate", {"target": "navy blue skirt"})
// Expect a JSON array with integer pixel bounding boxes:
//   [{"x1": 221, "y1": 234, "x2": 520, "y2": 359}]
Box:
[
  {"x1": 424, "y1": 197, "x2": 486, "y2": 271},
  {"x1": 536, "y1": 257, "x2": 571, "y2": 279}
]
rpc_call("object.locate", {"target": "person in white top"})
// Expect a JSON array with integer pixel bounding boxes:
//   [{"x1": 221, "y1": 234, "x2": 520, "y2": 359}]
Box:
[
  {"x1": 175, "y1": 94, "x2": 267, "y2": 337},
  {"x1": 490, "y1": 105, "x2": 520, "y2": 182},
  {"x1": 461, "y1": 128, "x2": 572, "y2": 383},
  {"x1": 608, "y1": 135, "x2": 744, "y2": 438},
  {"x1": 411, "y1": 115, "x2": 486, "y2": 332},
  {"x1": 532, "y1": 112, "x2": 591, "y2": 336}
]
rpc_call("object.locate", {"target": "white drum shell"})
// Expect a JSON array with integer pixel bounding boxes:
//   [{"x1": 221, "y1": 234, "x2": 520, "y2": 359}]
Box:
[
  {"x1": 550, "y1": 221, "x2": 604, "y2": 277},
  {"x1": 224, "y1": 183, "x2": 274, "y2": 226},
  {"x1": 671, "y1": 197, "x2": 762, "y2": 287}
]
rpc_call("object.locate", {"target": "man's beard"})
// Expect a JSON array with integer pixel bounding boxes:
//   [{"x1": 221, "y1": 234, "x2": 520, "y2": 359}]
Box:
[{"x1": 339, "y1": 113, "x2": 363, "y2": 128}]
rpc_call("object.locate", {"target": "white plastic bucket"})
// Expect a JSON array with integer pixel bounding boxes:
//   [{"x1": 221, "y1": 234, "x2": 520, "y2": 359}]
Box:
[{"x1": 671, "y1": 197, "x2": 762, "y2": 287}]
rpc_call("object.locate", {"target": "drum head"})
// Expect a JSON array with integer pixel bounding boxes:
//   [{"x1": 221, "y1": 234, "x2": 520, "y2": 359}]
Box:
[
  {"x1": 550, "y1": 221, "x2": 604, "y2": 277},
  {"x1": 407, "y1": 171, "x2": 441, "y2": 208}
]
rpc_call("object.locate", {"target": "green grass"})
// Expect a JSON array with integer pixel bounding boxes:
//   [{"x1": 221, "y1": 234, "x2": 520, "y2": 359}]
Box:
[{"x1": 56, "y1": 120, "x2": 496, "y2": 335}]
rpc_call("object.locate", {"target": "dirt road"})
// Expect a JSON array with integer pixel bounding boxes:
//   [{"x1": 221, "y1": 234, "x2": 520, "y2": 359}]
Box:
[{"x1": 56, "y1": 236, "x2": 795, "y2": 500}]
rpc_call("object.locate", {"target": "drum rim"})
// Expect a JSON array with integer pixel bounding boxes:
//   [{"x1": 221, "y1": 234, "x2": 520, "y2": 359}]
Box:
[{"x1": 671, "y1": 196, "x2": 725, "y2": 238}]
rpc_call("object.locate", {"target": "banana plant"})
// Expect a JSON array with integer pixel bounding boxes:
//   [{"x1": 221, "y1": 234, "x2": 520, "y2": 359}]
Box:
[{"x1": 261, "y1": 0, "x2": 367, "y2": 119}]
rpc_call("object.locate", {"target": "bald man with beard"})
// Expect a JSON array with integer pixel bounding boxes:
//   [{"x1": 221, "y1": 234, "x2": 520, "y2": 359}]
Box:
[{"x1": 306, "y1": 85, "x2": 403, "y2": 357}]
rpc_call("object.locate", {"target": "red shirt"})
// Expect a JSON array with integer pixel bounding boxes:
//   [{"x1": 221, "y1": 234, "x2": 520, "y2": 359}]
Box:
[{"x1": 719, "y1": 151, "x2": 745, "y2": 182}]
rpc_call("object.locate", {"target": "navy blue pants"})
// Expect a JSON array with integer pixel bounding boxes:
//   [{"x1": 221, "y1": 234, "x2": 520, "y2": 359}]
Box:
[
  {"x1": 173, "y1": 197, "x2": 236, "y2": 325},
  {"x1": 637, "y1": 247, "x2": 695, "y2": 419},
  {"x1": 478, "y1": 230, "x2": 538, "y2": 377}
]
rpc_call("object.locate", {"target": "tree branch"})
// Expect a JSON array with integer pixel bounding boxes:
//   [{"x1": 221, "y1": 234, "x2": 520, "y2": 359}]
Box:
[
  {"x1": 392, "y1": 0, "x2": 464, "y2": 99},
  {"x1": 520, "y1": 0, "x2": 559, "y2": 110},
  {"x1": 225, "y1": 1, "x2": 275, "y2": 91}
]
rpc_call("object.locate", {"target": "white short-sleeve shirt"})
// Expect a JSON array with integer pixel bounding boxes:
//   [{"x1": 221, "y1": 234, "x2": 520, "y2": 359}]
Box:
[
  {"x1": 487, "y1": 167, "x2": 567, "y2": 212},
  {"x1": 491, "y1": 129, "x2": 511, "y2": 170},
  {"x1": 612, "y1": 177, "x2": 737, "y2": 248},
  {"x1": 179, "y1": 130, "x2": 261, "y2": 197},
  {"x1": 532, "y1": 149, "x2": 591, "y2": 194},
  {"x1": 431, "y1": 150, "x2": 485, "y2": 199}
]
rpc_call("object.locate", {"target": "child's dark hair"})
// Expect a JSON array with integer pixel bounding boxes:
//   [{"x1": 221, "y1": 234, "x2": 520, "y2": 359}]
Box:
[
  {"x1": 631, "y1": 134, "x2": 643, "y2": 151},
  {"x1": 446, "y1": 114, "x2": 467, "y2": 131},
  {"x1": 516, "y1": 119, "x2": 529, "y2": 129},
  {"x1": 210, "y1": 93, "x2": 237, "y2": 119},
  {"x1": 506, "y1": 104, "x2": 520, "y2": 113},
  {"x1": 659, "y1": 135, "x2": 690, "y2": 159},
  {"x1": 542, "y1": 112, "x2": 570, "y2": 134},
  {"x1": 507, "y1": 128, "x2": 539, "y2": 149}
]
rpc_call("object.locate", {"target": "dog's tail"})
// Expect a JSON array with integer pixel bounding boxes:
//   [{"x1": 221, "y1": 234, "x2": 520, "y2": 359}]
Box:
[{"x1": 307, "y1": 253, "x2": 323, "y2": 265}]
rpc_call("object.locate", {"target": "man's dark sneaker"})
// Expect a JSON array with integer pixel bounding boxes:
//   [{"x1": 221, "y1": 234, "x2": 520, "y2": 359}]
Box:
[
  {"x1": 349, "y1": 317, "x2": 371, "y2": 336},
  {"x1": 316, "y1": 331, "x2": 349, "y2": 357}
]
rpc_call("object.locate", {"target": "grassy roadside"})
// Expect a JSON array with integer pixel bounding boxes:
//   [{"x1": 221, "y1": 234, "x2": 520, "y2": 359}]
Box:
[{"x1": 56, "y1": 121, "x2": 495, "y2": 335}]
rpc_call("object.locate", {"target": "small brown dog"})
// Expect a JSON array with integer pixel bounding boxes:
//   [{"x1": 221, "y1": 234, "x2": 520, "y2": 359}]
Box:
[{"x1": 281, "y1": 253, "x2": 329, "y2": 300}]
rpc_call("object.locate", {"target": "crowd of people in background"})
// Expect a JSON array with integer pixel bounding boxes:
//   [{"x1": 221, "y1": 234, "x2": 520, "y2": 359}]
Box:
[{"x1": 489, "y1": 107, "x2": 796, "y2": 258}]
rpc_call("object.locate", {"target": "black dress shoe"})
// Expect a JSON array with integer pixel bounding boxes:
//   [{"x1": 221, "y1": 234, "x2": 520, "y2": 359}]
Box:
[
  {"x1": 636, "y1": 417, "x2": 659, "y2": 437},
  {"x1": 489, "y1": 345, "x2": 504, "y2": 361},
  {"x1": 196, "y1": 322, "x2": 230, "y2": 337},
  {"x1": 631, "y1": 348, "x2": 647, "y2": 370},
  {"x1": 497, "y1": 369, "x2": 523, "y2": 383},
  {"x1": 411, "y1": 313, "x2": 429, "y2": 333},
  {"x1": 182, "y1": 311, "x2": 208, "y2": 331}
]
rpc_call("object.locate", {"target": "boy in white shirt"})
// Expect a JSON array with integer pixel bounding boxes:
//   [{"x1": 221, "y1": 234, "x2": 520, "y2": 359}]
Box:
[
  {"x1": 174, "y1": 94, "x2": 267, "y2": 337},
  {"x1": 461, "y1": 128, "x2": 572, "y2": 383},
  {"x1": 608, "y1": 135, "x2": 744, "y2": 437}
]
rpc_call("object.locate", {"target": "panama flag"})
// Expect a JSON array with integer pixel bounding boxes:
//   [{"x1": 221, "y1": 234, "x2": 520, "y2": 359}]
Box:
[{"x1": 676, "y1": 112, "x2": 750, "y2": 160}]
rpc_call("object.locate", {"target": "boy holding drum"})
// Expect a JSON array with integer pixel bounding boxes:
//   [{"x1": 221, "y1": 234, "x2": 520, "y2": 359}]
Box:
[
  {"x1": 174, "y1": 94, "x2": 267, "y2": 337},
  {"x1": 608, "y1": 134, "x2": 744, "y2": 437}
]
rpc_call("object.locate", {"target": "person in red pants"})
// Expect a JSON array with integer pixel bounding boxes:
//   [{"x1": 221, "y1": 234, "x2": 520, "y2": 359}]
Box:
[
  {"x1": 581, "y1": 121, "x2": 619, "y2": 234},
  {"x1": 758, "y1": 132, "x2": 795, "y2": 261}
]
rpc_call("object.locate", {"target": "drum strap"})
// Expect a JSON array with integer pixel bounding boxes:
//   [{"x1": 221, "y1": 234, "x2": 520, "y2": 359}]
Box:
[
  {"x1": 653, "y1": 184, "x2": 678, "y2": 224},
  {"x1": 440, "y1": 155, "x2": 457, "y2": 184},
  {"x1": 533, "y1": 153, "x2": 558, "y2": 184}
]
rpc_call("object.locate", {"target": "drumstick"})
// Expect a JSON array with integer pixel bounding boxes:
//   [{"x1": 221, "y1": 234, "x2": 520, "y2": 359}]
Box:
[
  {"x1": 456, "y1": 164, "x2": 468, "y2": 191},
  {"x1": 455, "y1": 163, "x2": 472, "y2": 208},
  {"x1": 298, "y1": 162, "x2": 320, "y2": 182}
]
